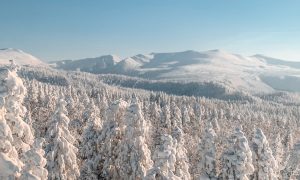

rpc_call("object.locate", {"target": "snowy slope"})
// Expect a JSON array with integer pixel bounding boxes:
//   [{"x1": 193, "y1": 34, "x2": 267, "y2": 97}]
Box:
[
  {"x1": 53, "y1": 55, "x2": 121, "y2": 73},
  {"x1": 54, "y1": 50, "x2": 300, "y2": 93},
  {"x1": 0, "y1": 48, "x2": 45, "y2": 66}
]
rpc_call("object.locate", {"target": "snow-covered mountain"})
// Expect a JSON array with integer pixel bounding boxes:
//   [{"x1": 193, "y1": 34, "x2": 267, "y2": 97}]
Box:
[
  {"x1": 3, "y1": 47, "x2": 300, "y2": 93},
  {"x1": 53, "y1": 50, "x2": 300, "y2": 93},
  {"x1": 51, "y1": 55, "x2": 121, "y2": 73},
  {"x1": 0, "y1": 48, "x2": 45, "y2": 66}
]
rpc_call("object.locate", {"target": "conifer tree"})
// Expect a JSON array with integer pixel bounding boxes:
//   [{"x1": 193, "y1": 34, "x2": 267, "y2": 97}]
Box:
[
  {"x1": 0, "y1": 68, "x2": 22, "y2": 178},
  {"x1": 221, "y1": 127, "x2": 254, "y2": 180},
  {"x1": 160, "y1": 103, "x2": 171, "y2": 129},
  {"x1": 252, "y1": 128, "x2": 278, "y2": 180},
  {"x1": 79, "y1": 100, "x2": 102, "y2": 179},
  {"x1": 198, "y1": 122, "x2": 217, "y2": 179},
  {"x1": 146, "y1": 134, "x2": 180, "y2": 180},
  {"x1": 282, "y1": 141, "x2": 300, "y2": 179},
  {"x1": 20, "y1": 138, "x2": 48, "y2": 180},
  {"x1": 170, "y1": 102, "x2": 182, "y2": 128},
  {"x1": 182, "y1": 105, "x2": 190, "y2": 126},
  {"x1": 172, "y1": 126, "x2": 191, "y2": 180},
  {"x1": 97, "y1": 99, "x2": 127, "y2": 179},
  {"x1": 116, "y1": 97, "x2": 153, "y2": 179},
  {"x1": 45, "y1": 98, "x2": 80, "y2": 180},
  {"x1": 4, "y1": 66, "x2": 34, "y2": 155},
  {"x1": 272, "y1": 134, "x2": 285, "y2": 172}
]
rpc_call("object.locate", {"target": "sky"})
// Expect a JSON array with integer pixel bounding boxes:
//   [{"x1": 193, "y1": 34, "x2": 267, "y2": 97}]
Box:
[{"x1": 0, "y1": 0, "x2": 300, "y2": 61}]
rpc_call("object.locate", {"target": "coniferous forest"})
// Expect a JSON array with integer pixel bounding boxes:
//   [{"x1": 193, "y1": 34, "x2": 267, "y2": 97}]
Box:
[{"x1": 0, "y1": 63, "x2": 299, "y2": 180}]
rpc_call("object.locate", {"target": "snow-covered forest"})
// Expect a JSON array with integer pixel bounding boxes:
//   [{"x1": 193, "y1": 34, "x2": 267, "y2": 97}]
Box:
[{"x1": 0, "y1": 62, "x2": 300, "y2": 180}]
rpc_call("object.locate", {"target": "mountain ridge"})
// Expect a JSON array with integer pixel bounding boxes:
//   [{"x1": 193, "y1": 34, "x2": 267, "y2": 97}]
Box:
[
  {"x1": 3, "y1": 48, "x2": 300, "y2": 93},
  {"x1": 51, "y1": 49, "x2": 300, "y2": 93}
]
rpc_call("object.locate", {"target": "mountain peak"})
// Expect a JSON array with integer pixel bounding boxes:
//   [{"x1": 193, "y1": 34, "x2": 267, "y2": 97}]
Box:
[
  {"x1": 0, "y1": 48, "x2": 45, "y2": 66},
  {"x1": 107, "y1": 54, "x2": 121, "y2": 62}
]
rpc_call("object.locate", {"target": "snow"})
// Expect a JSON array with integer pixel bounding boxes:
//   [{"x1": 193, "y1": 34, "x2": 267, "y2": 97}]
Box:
[
  {"x1": 221, "y1": 127, "x2": 254, "y2": 180},
  {"x1": 0, "y1": 48, "x2": 45, "y2": 66},
  {"x1": 0, "y1": 153, "x2": 21, "y2": 178},
  {"x1": 116, "y1": 97, "x2": 153, "y2": 179},
  {"x1": 0, "y1": 49, "x2": 299, "y2": 179},
  {"x1": 45, "y1": 98, "x2": 79, "y2": 179},
  {"x1": 252, "y1": 128, "x2": 278, "y2": 179},
  {"x1": 198, "y1": 122, "x2": 217, "y2": 179},
  {"x1": 0, "y1": 65, "x2": 43, "y2": 179},
  {"x1": 146, "y1": 134, "x2": 181, "y2": 180},
  {"x1": 54, "y1": 49, "x2": 300, "y2": 93},
  {"x1": 20, "y1": 138, "x2": 48, "y2": 180}
]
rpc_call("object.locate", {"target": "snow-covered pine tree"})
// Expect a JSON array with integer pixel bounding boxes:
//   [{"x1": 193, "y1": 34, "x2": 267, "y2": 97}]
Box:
[
  {"x1": 24, "y1": 110, "x2": 34, "y2": 133},
  {"x1": 145, "y1": 134, "x2": 180, "y2": 180},
  {"x1": 172, "y1": 126, "x2": 191, "y2": 180},
  {"x1": 99, "y1": 94, "x2": 108, "y2": 121},
  {"x1": 170, "y1": 102, "x2": 182, "y2": 128},
  {"x1": 37, "y1": 83, "x2": 46, "y2": 106},
  {"x1": 81, "y1": 92, "x2": 91, "y2": 124},
  {"x1": 65, "y1": 86, "x2": 76, "y2": 120},
  {"x1": 211, "y1": 117, "x2": 220, "y2": 133},
  {"x1": 116, "y1": 96, "x2": 153, "y2": 179},
  {"x1": 0, "y1": 68, "x2": 22, "y2": 178},
  {"x1": 251, "y1": 128, "x2": 278, "y2": 180},
  {"x1": 20, "y1": 138, "x2": 48, "y2": 180},
  {"x1": 74, "y1": 98, "x2": 100, "y2": 145},
  {"x1": 221, "y1": 126, "x2": 254, "y2": 180},
  {"x1": 282, "y1": 141, "x2": 300, "y2": 179},
  {"x1": 97, "y1": 99, "x2": 127, "y2": 179},
  {"x1": 79, "y1": 100, "x2": 102, "y2": 179},
  {"x1": 45, "y1": 98, "x2": 80, "y2": 180},
  {"x1": 197, "y1": 122, "x2": 217, "y2": 179},
  {"x1": 27, "y1": 79, "x2": 39, "y2": 105},
  {"x1": 284, "y1": 128, "x2": 294, "y2": 153},
  {"x1": 272, "y1": 134, "x2": 285, "y2": 172},
  {"x1": 193, "y1": 101, "x2": 202, "y2": 123},
  {"x1": 3, "y1": 66, "x2": 34, "y2": 155},
  {"x1": 149, "y1": 101, "x2": 162, "y2": 151},
  {"x1": 160, "y1": 103, "x2": 171, "y2": 130},
  {"x1": 182, "y1": 105, "x2": 190, "y2": 126}
]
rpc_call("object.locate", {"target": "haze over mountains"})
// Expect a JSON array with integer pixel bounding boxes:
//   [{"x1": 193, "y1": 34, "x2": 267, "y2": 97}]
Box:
[{"x1": 2, "y1": 48, "x2": 300, "y2": 93}]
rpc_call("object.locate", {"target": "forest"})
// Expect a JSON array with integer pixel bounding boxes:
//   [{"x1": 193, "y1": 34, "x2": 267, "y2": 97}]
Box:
[{"x1": 0, "y1": 64, "x2": 299, "y2": 180}]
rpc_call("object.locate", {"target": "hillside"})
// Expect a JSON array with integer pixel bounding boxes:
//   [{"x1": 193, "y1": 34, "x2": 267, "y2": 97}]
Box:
[{"x1": 0, "y1": 48, "x2": 45, "y2": 66}]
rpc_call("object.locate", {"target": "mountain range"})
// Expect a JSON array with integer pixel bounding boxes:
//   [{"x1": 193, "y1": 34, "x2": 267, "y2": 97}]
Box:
[{"x1": 2, "y1": 48, "x2": 300, "y2": 93}]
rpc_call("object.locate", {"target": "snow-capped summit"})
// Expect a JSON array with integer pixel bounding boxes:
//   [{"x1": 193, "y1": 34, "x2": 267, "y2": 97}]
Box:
[{"x1": 0, "y1": 48, "x2": 45, "y2": 66}]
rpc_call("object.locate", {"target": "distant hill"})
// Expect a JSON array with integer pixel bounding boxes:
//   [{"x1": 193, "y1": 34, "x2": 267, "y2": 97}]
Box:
[{"x1": 0, "y1": 48, "x2": 45, "y2": 66}]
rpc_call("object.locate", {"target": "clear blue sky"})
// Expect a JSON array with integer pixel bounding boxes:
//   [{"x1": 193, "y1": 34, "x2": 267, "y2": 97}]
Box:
[{"x1": 0, "y1": 0, "x2": 300, "y2": 61}]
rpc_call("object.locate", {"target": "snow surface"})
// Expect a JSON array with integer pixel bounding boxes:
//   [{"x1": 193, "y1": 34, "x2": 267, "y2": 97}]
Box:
[{"x1": 0, "y1": 48, "x2": 45, "y2": 66}]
